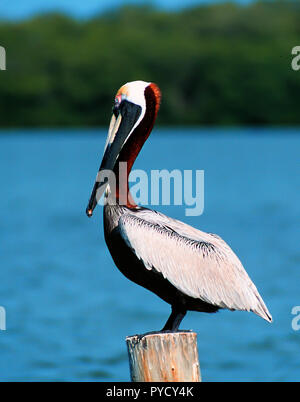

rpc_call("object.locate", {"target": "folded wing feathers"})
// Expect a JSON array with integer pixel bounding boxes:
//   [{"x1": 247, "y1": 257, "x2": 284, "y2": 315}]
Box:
[{"x1": 119, "y1": 210, "x2": 272, "y2": 322}]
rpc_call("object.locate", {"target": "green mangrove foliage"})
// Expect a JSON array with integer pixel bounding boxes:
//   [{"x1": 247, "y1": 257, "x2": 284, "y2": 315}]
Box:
[{"x1": 0, "y1": 1, "x2": 299, "y2": 127}]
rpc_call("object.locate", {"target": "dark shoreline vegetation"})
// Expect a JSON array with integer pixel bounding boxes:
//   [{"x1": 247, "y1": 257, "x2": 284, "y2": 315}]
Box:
[{"x1": 0, "y1": 1, "x2": 300, "y2": 128}]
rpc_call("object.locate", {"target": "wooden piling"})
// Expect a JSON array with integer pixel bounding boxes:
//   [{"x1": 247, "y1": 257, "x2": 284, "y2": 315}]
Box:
[{"x1": 126, "y1": 331, "x2": 201, "y2": 382}]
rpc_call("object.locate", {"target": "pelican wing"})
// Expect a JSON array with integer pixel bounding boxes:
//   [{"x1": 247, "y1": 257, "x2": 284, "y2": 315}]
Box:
[{"x1": 119, "y1": 210, "x2": 272, "y2": 322}]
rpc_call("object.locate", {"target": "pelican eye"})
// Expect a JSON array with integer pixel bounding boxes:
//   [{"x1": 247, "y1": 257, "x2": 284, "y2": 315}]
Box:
[{"x1": 112, "y1": 94, "x2": 123, "y2": 117}]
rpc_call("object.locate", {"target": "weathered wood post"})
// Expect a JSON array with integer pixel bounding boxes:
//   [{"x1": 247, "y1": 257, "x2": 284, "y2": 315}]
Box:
[{"x1": 126, "y1": 331, "x2": 201, "y2": 382}]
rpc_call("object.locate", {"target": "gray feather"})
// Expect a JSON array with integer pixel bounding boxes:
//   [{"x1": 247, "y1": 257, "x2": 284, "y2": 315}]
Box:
[{"x1": 118, "y1": 209, "x2": 272, "y2": 322}]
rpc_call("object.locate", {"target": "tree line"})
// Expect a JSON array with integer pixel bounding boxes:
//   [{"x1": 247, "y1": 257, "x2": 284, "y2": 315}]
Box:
[{"x1": 0, "y1": 1, "x2": 300, "y2": 128}]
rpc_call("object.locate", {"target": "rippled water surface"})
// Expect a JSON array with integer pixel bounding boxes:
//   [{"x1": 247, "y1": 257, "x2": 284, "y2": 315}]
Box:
[{"x1": 0, "y1": 128, "x2": 299, "y2": 381}]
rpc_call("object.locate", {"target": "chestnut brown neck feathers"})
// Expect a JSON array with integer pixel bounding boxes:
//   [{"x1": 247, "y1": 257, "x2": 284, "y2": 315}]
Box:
[{"x1": 113, "y1": 83, "x2": 161, "y2": 208}]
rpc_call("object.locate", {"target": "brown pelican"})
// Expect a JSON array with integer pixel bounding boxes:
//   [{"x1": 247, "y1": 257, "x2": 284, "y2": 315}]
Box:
[{"x1": 86, "y1": 80, "x2": 272, "y2": 331}]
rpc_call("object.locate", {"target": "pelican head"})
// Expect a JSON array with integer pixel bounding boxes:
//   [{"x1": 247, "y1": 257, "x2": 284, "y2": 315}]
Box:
[{"x1": 86, "y1": 80, "x2": 161, "y2": 217}]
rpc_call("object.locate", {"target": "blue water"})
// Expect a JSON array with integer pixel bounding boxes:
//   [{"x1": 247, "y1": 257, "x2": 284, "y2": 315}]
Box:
[{"x1": 0, "y1": 128, "x2": 299, "y2": 382}]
